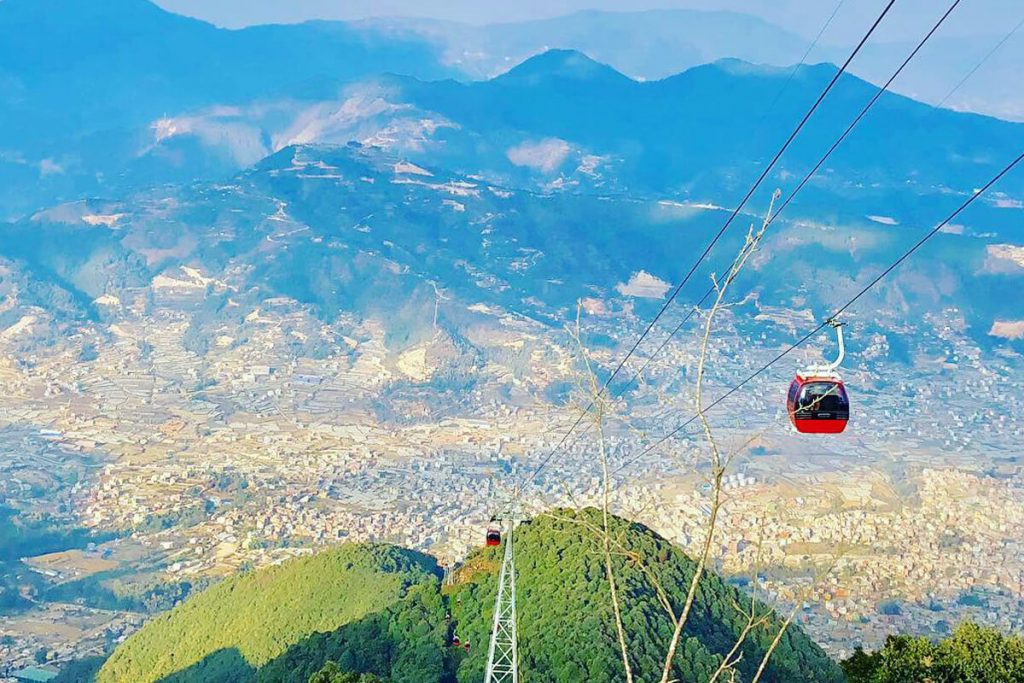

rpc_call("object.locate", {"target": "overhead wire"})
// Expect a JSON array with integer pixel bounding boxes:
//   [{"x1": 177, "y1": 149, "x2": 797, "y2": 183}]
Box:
[
  {"x1": 623, "y1": 0, "x2": 965, "y2": 403},
  {"x1": 539, "y1": 0, "x2": 853, "y2": 465},
  {"x1": 935, "y1": 14, "x2": 1024, "y2": 112},
  {"x1": 510, "y1": 0, "x2": 901, "y2": 496},
  {"x1": 517, "y1": 0, "x2": 967, "y2": 491},
  {"x1": 612, "y1": 149, "x2": 1024, "y2": 475}
]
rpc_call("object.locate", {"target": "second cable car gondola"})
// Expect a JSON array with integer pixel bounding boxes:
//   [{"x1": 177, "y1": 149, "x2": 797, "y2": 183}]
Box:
[
  {"x1": 787, "y1": 320, "x2": 850, "y2": 434},
  {"x1": 485, "y1": 527, "x2": 501, "y2": 547}
]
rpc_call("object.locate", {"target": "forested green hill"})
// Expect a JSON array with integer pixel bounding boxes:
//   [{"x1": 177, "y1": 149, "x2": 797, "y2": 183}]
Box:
[
  {"x1": 91, "y1": 509, "x2": 843, "y2": 682},
  {"x1": 96, "y1": 544, "x2": 438, "y2": 683},
  {"x1": 447, "y1": 509, "x2": 841, "y2": 683}
]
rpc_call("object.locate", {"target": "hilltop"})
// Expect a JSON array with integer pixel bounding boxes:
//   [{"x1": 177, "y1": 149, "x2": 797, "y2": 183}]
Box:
[
  {"x1": 83, "y1": 510, "x2": 841, "y2": 682},
  {"x1": 95, "y1": 544, "x2": 438, "y2": 682}
]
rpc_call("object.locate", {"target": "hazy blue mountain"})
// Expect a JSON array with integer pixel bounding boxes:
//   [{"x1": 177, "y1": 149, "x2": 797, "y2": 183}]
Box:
[
  {"x1": 370, "y1": 50, "x2": 1024, "y2": 206},
  {"x1": 3, "y1": 5, "x2": 1022, "y2": 352},
  {"x1": 356, "y1": 9, "x2": 810, "y2": 81},
  {"x1": 358, "y1": 9, "x2": 1024, "y2": 121},
  {"x1": 0, "y1": 0, "x2": 454, "y2": 218},
  {"x1": 172, "y1": 49, "x2": 1019, "y2": 212},
  {"x1": 4, "y1": 140, "x2": 1021, "y2": 356},
  {"x1": 4, "y1": 1, "x2": 1022, "y2": 221},
  {"x1": 0, "y1": 0, "x2": 452, "y2": 130}
]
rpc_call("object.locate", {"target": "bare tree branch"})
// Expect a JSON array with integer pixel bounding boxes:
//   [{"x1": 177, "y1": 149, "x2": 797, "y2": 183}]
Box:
[
  {"x1": 658, "y1": 190, "x2": 780, "y2": 683},
  {"x1": 569, "y1": 301, "x2": 635, "y2": 683}
]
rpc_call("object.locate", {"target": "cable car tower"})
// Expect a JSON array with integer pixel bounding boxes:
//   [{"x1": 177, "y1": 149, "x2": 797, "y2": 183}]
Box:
[{"x1": 484, "y1": 516, "x2": 518, "y2": 683}]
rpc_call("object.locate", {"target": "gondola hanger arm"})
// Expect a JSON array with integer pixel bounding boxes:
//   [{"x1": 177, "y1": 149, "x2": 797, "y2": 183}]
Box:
[{"x1": 823, "y1": 319, "x2": 845, "y2": 372}]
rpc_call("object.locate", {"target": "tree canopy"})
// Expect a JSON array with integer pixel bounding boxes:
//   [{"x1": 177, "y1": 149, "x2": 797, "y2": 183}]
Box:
[
  {"x1": 842, "y1": 622, "x2": 1024, "y2": 683},
  {"x1": 90, "y1": 509, "x2": 851, "y2": 682},
  {"x1": 97, "y1": 544, "x2": 437, "y2": 683},
  {"x1": 448, "y1": 508, "x2": 841, "y2": 682}
]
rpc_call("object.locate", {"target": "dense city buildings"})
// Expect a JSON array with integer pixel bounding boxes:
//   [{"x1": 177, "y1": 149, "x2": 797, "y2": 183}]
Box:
[{"x1": 1, "y1": 277, "x2": 1021, "y2": 671}]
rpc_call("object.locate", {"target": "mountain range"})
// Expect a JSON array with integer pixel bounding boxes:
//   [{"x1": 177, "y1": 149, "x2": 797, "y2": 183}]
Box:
[
  {"x1": 358, "y1": 8, "x2": 1024, "y2": 121},
  {"x1": 352, "y1": 9, "x2": 811, "y2": 81},
  {"x1": 377, "y1": 49, "x2": 1024, "y2": 203},
  {"x1": 0, "y1": 0, "x2": 453, "y2": 217},
  {"x1": 3, "y1": 0, "x2": 1024, "y2": 220},
  {"x1": 3, "y1": 132, "x2": 1021, "y2": 457}
]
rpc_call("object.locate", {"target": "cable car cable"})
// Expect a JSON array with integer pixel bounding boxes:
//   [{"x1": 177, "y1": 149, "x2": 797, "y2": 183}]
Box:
[
  {"x1": 622, "y1": 0, "x2": 964, "y2": 405},
  {"x1": 537, "y1": 0, "x2": 853, "y2": 466},
  {"x1": 612, "y1": 149, "x2": 1024, "y2": 474},
  {"x1": 761, "y1": 0, "x2": 848, "y2": 121},
  {"x1": 510, "y1": 0, "x2": 901, "y2": 496},
  {"x1": 516, "y1": 0, "x2": 962, "y2": 491},
  {"x1": 934, "y1": 13, "x2": 1024, "y2": 112}
]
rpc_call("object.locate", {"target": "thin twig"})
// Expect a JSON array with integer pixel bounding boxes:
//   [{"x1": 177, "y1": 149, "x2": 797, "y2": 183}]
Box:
[
  {"x1": 659, "y1": 191, "x2": 779, "y2": 683},
  {"x1": 570, "y1": 302, "x2": 635, "y2": 683}
]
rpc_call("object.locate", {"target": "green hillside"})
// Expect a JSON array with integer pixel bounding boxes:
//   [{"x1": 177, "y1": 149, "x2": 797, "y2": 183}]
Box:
[
  {"x1": 93, "y1": 509, "x2": 842, "y2": 682},
  {"x1": 447, "y1": 509, "x2": 841, "y2": 682},
  {"x1": 97, "y1": 544, "x2": 439, "y2": 683}
]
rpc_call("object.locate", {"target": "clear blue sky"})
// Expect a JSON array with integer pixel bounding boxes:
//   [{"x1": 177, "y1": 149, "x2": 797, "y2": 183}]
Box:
[{"x1": 153, "y1": 0, "x2": 1018, "y2": 42}]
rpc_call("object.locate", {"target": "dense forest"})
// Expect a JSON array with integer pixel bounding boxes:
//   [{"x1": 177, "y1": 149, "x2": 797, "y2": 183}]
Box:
[
  {"x1": 74, "y1": 509, "x2": 843, "y2": 682},
  {"x1": 300, "y1": 623, "x2": 1024, "y2": 683},
  {"x1": 449, "y1": 509, "x2": 840, "y2": 682},
  {"x1": 48, "y1": 509, "x2": 1024, "y2": 683},
  {"x1": 95, "y1": 544, "x2": 439, "y2": 683},
  {"x1": 308, "y1": 665, "x2": 385, "y2": 683},
  {"x1": 841, "y1": 623, "x2": 1024, "y2": 682}
]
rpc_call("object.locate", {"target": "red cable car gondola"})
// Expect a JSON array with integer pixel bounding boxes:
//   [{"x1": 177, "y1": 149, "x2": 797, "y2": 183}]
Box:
[
  {"x1": 787, "y1": 373, "x2": 849, "y2": 433},
  {"x1": 485, "y1": 514, "x2": 503, "y2": 547},
  {"x1": 787, "y1": 321, "x2": 850, "y2": 435}
]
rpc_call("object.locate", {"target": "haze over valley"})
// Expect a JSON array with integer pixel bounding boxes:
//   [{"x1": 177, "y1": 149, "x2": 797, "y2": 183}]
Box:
[{"x1": 1, "y1": 1, "x2": 1023, "y2": 681}]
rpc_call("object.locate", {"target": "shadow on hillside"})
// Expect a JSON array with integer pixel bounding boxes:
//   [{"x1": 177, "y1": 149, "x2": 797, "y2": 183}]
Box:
[
  {"x1": 255, "y1": 588, "x2": 458, "y2": 683},
  {"x1": 146, "y1": 602, "x2": 453, "y2": 683},
  {"x1": 156, "y1": 647, "x2": 255, "y2": 683}
]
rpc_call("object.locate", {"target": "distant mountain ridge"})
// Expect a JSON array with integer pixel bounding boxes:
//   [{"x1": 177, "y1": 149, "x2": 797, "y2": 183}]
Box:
[
  {"x1": 352, "y1": 8, "x2": 1024, "y2": 121},
  {"x1": 380, "y1": 49, "x2": 1024, "y2": 203},
  {"x1": 0, "y1": 0, "x2": 455, "y2": 218},
  {"x1": 3, "y1": 0, "x2": 1023, "y2": 220},
  {"x1": 354, "y1": 8, "x2": 810, "y2": 81},
  {"x1": 490, "y1": 48, "x2": 635, "y2": 87}
]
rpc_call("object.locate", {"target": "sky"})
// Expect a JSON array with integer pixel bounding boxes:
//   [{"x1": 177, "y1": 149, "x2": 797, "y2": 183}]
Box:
[{"x1": 153, "y1": 0, "x2": 1020, "y2": 42}]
